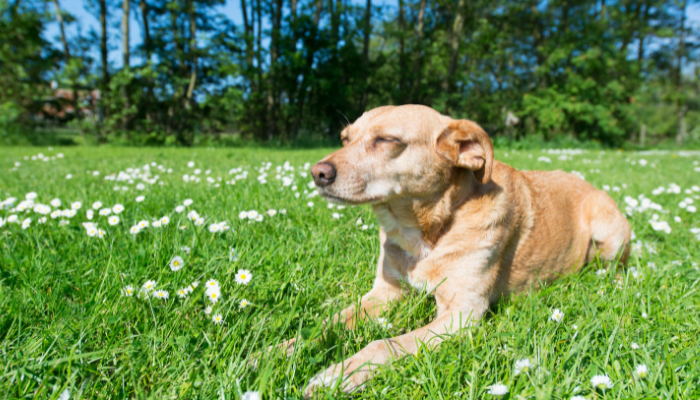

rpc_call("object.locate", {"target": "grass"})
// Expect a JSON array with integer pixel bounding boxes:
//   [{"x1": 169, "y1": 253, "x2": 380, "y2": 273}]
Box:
[{"x1": 0, "y1": 146, "x2": 699, "y2": 400}]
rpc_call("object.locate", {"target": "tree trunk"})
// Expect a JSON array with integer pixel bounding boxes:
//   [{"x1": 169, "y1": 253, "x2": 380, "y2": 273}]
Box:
[
  {"x1": 266, "y1": 0, "x2": 282, "y2": 140},
  {"x1": 359, "y1": 0, "x2": 371, "y2": 111},
  {"x1": 290, "y1": 0, "x2": 297, "y2": 22},
  {"x1": 313, "y1": 0, "x2": 322, "y2": 25},
  {"x1": 442, "y1": 0, "x2": 465, "y2": 113},
  {"x1": 139, "y1": 0, "x2": 151, "y2": 61},
  {"x1": 637, "y1": 0, "x2": 650, "y2": 64},
  {"x1": 185, "y1": 0, "x2": 197, "y2": 104},
  {"x1": 675, "y1": 0, "x2": 687, "y2": 145},
  {"x1": 99, "y1": 0, "x2": 109, "y2": 88},
  {"x1": 241, "y1": 0, "x2": 253, "y2": 66},
  {"x1": 640, "y1": 123, "x2": 646, "y2": 146},
  {"x1": 122, "y1": 0, "x2": 131, "y2": 130},
  {"x1": 410, "y1": 0, "x2": 427, "y2": 103},
  {"x1": 398, "y1": 0, "x2": 405, "y2": 103},
  {"x1": 52, "y1": 0, "x2": 80, "y2": 120}
]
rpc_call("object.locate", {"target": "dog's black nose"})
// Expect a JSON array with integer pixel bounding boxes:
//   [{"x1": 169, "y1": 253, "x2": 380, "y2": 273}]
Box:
[{"x1": 311, "y1": 162, "x2": 337, "y2": 187}]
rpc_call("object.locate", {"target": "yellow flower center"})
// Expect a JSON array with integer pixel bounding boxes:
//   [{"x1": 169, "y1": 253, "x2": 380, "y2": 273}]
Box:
[
  {"x1": 174, "y1": 261, "x2": 179, "y2": 266},
  {"x1": 212, "y1": 294, "x2": 217, "y2": 298},
  {"x1": 241, "y1": 275, "x2": 246, "y2": 279}
]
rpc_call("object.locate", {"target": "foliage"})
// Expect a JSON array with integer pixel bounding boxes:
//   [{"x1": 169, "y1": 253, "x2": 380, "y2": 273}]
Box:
[{"x1": 1, "y1": 0, "x2": 699, "y2": 146}]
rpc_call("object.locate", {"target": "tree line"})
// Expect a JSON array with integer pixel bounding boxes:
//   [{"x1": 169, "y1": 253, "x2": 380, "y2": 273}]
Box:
[{"x1": 0, "y1": 0, "x2": 698, "y2": 146}]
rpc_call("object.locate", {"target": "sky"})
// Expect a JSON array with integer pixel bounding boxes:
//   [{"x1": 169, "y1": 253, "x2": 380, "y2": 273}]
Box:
[{"x1": 45, "y1": 0, "x2": 700, "y2": 70}]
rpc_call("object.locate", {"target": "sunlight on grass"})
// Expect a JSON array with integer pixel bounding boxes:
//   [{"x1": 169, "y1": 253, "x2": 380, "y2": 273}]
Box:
[{"x1": 0, "y1": 147, "x2": 699, "y2": 399}]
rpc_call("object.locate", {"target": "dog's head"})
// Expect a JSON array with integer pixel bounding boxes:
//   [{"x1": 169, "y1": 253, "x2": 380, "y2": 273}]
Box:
[{"x1": 311, "y1": 105, "x2": 494, "y2": 205}]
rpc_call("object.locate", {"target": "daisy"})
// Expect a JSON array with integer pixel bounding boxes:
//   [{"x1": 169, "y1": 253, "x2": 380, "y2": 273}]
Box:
[
  {"x1": 267, "y1": 209, "x2": 277, "y2": 216},
  {"x1": 86, "y1": 210, "x2": 94, "y2": 220},
  {"x1": 634, "y1": 364, "x2": 649, "y2": 379},
  {"x1": 99, "y1": 208, "x2": 111, "y2": 216},
  {"x1": 160, "y1": 216, "x2": 170, "y2": 225},
  {"x1": 130, "y1": 226, "x2": 141, "y2": 235},
  {"x1": 181, "y1": 246, "x2": 191, "y2": 254},
  {"x1": 50, "y1": 198, "x2": 61, "y2": 207},
  {"x1": 247, "y1": 210, "x2": 259, "y2": 219},
  {"x1": 190, "y1": 281, "x2": 200, "y2": 289},
  {"x1": 280, "y1": 209, "x2": 287, "y2": 214},
  {"x1": 235, "y1": 269, "x2": 252, "y2": 285},
  {"x1": 175, "y1": 205, "x2": 185, "y2": 213},
  {"x1": 153, "y1": 290, "x2": 169, "y2": 300},
  {"x1": 205, "y1": 279, "x2": 220, "y2": 289},
  {"x1": 97, "y1": 229, "x2": 106, "y2": 238},
  {"x1": 170, "y1": 256, "x2": 184, "y2": 271},
  {"x1": 204, "y1": 305, "x2": 213, "y2": 315},
  {"x1": 208, "y1": 223, "x2": 220, "y2": 233},
  {"x1": 92, "y1": 201, "x2": 102, "y2": 210},
  {"x1": 63, "y1": 209, "x2": 77, "y2": 218},
  {"x1": 86, "y1": 226, "x2": 97, "y2": 237},
  {"x1": 212, "y1": 313, "x2": 223, "y2": 324},
  {"x1": 571, "y1": 397, "x2": 586, "y2": 400},
  {"x1": 377, "y1": 317, "x2": 393, "y2": 329},
  {"x1": 177, "y1": 288, "x2": 188, "y2": 298},
  {"x1": 206, "y1": 286, "x2": 222, "y2": 303},
  {"x1": 550, "y1": 308, "x2": 565, "y2": 323},
  {"x1": 514, "y1": 358, "x2": 532, "y2": 376},
  {"x1": 241, "y1": 392, "x2": 260, "y2": 400},
  {"x1": 112, "y1": 204, "x2": 125, "y2": 213},
  {"x1": 51, "y1": 210, "x2": 61, "y2": 219},
  {"x1": 487, "y1": 383, "x2": 508, "y2": 396},
  {"x1": 631, "y1": 342, "x2": 640, "y2": 349},
  {"x1": 183, "y1": 199, "x2": 194, "y2": 206},
  {"x1": 239, "y1": 298, "x2": 250, "y2": 308},
  {"x1": 238, "y1": 211, "x2": 249, "y2": 219},
  {"x1": 142, "y1": 280, "x2": 156, "y2": 291},
  {"x1": 121, "y1": 285, "x2": 134, "y2": 296},
  {"x1": 195, "y1": 218, "x2": 205, "y2": 226},
  {"x1": 108, "y1": 216, "x2": 120, "y2": 225},
  {"x1": 138, "y1": 220, "x2": 149, "y2": 229},
  {"x1": 21, "y1": 218, "x2": 31, "y2": 229},
  {"x1": 590, "y1": 375, "x2": 613, "y2": 390},
  {"x1": 135, "y1": 196, "x2": 145, "y2": 202},
  {"x1": 254, "y1": 215, "x2": 263, "y2": 222},
  {"x1": 152, "y1": 220, "x2": 162, "y2": 228},
  {"x1": 307, "y1": 202, "x2": 314, "y2": 207}
]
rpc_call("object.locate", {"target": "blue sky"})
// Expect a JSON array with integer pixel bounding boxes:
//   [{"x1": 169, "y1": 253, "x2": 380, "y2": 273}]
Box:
[{"x1": 46, "y1": 0, "x2": 700, "y2": 70}]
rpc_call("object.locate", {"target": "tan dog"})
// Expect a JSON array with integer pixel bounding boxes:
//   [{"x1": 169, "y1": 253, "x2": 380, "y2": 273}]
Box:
[{"x1": 295, "y1": 105, "x2": 630, "y2": 396}]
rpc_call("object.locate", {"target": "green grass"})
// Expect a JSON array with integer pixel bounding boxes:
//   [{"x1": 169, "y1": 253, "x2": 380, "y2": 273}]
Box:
[{"x1": 0, "y1": 146, "x2": 699, "y2": 400}]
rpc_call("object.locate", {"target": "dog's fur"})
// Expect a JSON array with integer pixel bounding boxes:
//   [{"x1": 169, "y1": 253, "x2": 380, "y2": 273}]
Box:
[{"x1": 294, "y1": 105, "x2": 631, "y2": 396}]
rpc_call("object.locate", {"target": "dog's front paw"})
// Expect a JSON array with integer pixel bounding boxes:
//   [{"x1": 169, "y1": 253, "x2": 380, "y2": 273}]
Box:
[{"x1": 303, "y1": 359, "x2": 372, "y2": 399}]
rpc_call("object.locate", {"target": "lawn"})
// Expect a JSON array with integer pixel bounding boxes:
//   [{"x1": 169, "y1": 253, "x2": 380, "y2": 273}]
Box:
[{"x1": 0, "y1": 146, "x2": 699, "y2": 400}]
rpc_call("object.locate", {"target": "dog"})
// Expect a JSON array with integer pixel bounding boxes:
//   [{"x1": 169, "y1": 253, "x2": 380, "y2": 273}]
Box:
[{"x1": 290, "y1": 105, "x2": 630, "y2": 397}]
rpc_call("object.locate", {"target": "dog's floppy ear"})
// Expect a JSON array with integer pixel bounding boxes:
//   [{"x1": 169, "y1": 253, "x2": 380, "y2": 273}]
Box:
[{"x1": 435, "y1": 119, "x2": 494, "y2": 184}]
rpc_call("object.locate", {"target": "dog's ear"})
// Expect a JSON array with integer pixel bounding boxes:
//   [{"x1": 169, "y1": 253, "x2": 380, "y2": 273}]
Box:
[{"x1": 435, "y1": 119, "x2": 494, "y2": 184}]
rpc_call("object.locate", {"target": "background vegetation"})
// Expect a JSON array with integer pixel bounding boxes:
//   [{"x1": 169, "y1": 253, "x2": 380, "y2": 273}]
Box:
[{"x1": 1, "y1": 0, "x2": 700, "y2": 147}]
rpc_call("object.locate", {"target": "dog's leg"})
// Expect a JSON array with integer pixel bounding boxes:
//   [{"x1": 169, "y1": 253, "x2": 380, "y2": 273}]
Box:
[
  {"x1": 303, "y1": 303, "x2": 486, "y2": 397},
  {"x1": 583, "y1": 190, "x2": 632, "y2": 266},
  {"x1": 272, "y1": 284, "x2": 403, "y2": 358}
]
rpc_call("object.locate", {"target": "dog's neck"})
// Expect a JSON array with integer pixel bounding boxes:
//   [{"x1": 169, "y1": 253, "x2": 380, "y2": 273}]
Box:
[{"x1": 372, "y1": 169, "x2": 478, "y2": 256}]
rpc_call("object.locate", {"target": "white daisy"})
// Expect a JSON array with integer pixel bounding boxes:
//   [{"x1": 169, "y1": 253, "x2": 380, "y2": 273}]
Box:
[
  {"x1": 121, "y1": 285, "x2": 134, "y2": 297},
  {"x1": 50, "y1": 198, "x2": 61, "y2": 208},
  {"x1": 142, "y1": 280, "x2": 156, "y2": 291},
  {"x1": 21, "y1": 218, "x2": 31, "y2": 229},
  {"x1": 99, "y1": 208, "x2": 111, "y2": 216},
  {"x1": 130, "y1": 226, "x2": 141, "y2": 235},
  {"x1": 239, "y1": 211, "x2": 249, "y2": 219},
  {"x1": 170, "y1": 256, "x2": 184, "y2": 271},
  {"x1": 208, "y1": 223, "x2": 220, "y2": 233},
  {"x1": 235, "y1": 269, "x2": 252, "y2": 285},
  {"x1": 267, "y1": 209, "x2": 277, "y2": 217},
  {"x1": 181, "y1": 246, "x2": 191, "y2": 254},
  {"x1": 254, "y1": 215, "x2": 263, "y2": 222},
  {"x1": 206, "y1": 286, "x2": 222, "y2": 303},
  {"x1": 86, "y1": 226, "x2": 97, "y2": 237},
  {"x1": 175, "y1": 205, "x2": 185, "y2": 213},
  {"x1": 108, "y1": 216, "x2": 120, "y2": 225},
  {"x1": 71, "y1": 201, "x2": 82, "y2": 210},
  {"x1": 138, "y1": 220, "x2": 149, "y2": 229},
  {"x1": 204, "y1": 305, "x2": 213, "y2": 315},
  {"x1": 112, "y1": 204, "x2": 125, "y2": 213},
  {"x1": 634, "y1": 364, "x2": 649, "y2": 379},
  {"x1": 135, "y1": 196, "x2": 145, "y2": 203},
  {"x1": 153, "y1": 290, "x2": 169, "y2": 300},
  {"x1": 92, "y1": 201, "x2": 102, "y2": 210},
  {"x1": 160, "y1": 216, "x2": 170, "y2": 225},
  {"x1": 487, "y1": 383, "x2": 508, "y2": 396},
  {"x1": 631, "y1": 342, "x2": 640, "y2": 349},
  {"x1": 239, "y1": 298, "x2": 250, "y2": 308},
  {"x1": 377, "y1": 317, "x2": 393, "y2": 329},
  {"x1": 205, "y1": 279, "x2": 219, "y2": 289},
  {"x1": 152, "y1": 220, "x2": 162, "y2": 228},
  {"x1": 590, "y1": 374, "x2": 613, "y2": 390},
  {"x1": 212, "y1": 313, "x2": 223, "y2": 324},
  {"x1": 183, "y1": 199, "x2": 193, "y2": 206},
  {"x1": 86, "y1": 210, "x2": 94, "y2": 220},
  {"x1": 177, "y1": 288, "x2": 188, "y2": 298},
  {"x1": 550, "y1": 308, "x2": 565, "y2": 323},
  {"x1": 97, "y1": 229, "x2": 106, "y2": 238},
  {"x1": 514, "y1": 358, "x2": 532, "y2": 376},
  {"x1": 307, "y1": 202, "x2": 314, "y2": 207},
  {"x1": 194, "y1": 218, "x2": 205, "y2": 226}
]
